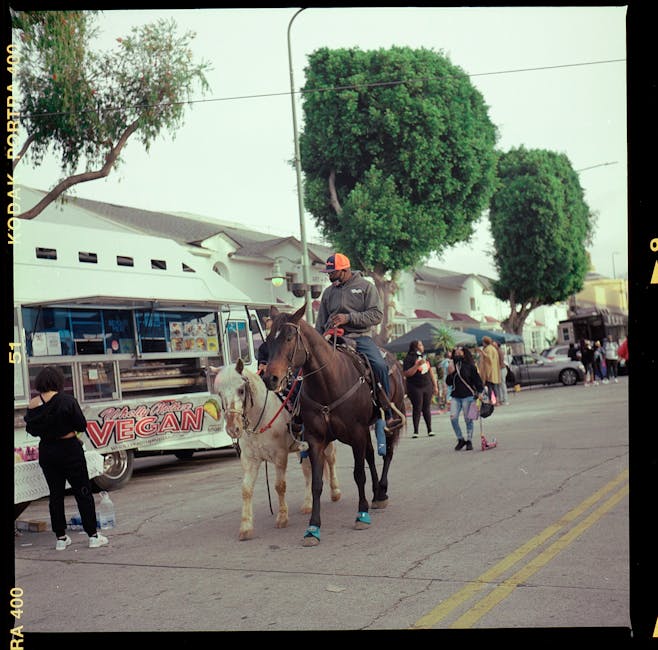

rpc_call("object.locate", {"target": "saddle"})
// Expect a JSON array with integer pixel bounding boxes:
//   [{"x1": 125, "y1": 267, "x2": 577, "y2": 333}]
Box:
[{"x1": 323, "y1": 328, "x2": 392, "y2": 413}]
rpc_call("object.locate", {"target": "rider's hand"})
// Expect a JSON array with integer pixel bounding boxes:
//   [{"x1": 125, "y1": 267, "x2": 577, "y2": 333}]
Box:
[{"x1": 331, "y1": 313, "x2": 348, "y2": 327}]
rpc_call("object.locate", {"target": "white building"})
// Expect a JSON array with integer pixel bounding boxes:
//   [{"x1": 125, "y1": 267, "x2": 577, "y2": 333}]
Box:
[{"x1": 15, "y1": 186, "x2": 567, "y2": 352}]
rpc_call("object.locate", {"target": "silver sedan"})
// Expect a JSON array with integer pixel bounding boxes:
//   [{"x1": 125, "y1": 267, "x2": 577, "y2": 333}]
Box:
[{"x1": 506, "y1": 353, "x2": 586, "y2": 387}]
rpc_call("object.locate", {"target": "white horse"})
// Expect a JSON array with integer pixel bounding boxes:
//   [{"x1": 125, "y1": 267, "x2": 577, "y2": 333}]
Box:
[{"x1": 213, "y1": 359, "x2": 341, "y2": 541}]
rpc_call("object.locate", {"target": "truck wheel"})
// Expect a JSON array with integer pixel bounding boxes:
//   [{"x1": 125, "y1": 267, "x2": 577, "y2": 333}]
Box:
[
  {"x1": 174, "y1": 450, "x2": 195, "y2": 460},
  {"x1": 93, "y1": 450, "x2": 134, "y2": 490}
]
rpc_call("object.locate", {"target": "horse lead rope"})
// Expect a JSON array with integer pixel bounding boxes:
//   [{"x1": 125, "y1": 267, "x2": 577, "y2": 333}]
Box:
[{"x1": 257, "y1": 369, "x2": 303, "y2": 433}]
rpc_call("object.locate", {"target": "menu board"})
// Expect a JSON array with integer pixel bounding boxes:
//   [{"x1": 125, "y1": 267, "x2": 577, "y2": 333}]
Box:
[{"x1": 170, "y1": 320, "x2": 217, "y2": 352}]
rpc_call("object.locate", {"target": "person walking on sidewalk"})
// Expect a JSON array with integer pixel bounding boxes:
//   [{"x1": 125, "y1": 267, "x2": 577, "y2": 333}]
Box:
[
  {"x1": 446, "y1": 346, "x2": 485, "y2": 451},
  {"x1": 403, "y1": 340, "x2": 438, "y2": 438},
  {"x1": 23, "y1": 366, "x2": 109, "y2": 551},
  {"x1": 496, "y1": 341, "x2": 510, "y2": 405},
  {"x1": 478, "y1": 336, "x2": 501, "y2": 404},
  {"x1": 604, "y1": 338, "x2": 620, "y2": 383}
]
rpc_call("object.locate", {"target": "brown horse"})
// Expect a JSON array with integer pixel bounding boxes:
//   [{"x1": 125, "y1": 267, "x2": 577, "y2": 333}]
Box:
[{"x1": 262, "y1": 304, "x2": 406, "y2": 546}]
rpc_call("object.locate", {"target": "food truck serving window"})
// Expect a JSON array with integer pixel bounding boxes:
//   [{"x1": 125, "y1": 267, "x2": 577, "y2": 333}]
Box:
[
  {"x1": 226, "y1": 320, "x2": 252, "y2": 364},
  {"x1": 22, "y1": 307, "x2": 135, "y2": 357},
  {"x1": 135, "y1": 310, "x2": 220, "y2": 354}
]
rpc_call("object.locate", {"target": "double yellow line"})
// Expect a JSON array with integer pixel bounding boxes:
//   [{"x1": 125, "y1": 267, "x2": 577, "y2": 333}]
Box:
[{"x1": 411, "y1": 468, "x2": 629, "y2": 629}]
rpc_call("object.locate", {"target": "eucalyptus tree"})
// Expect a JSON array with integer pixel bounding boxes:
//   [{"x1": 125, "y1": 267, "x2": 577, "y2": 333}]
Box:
[
  {"x1": 12, "y1": 11, "x2": 211, "y2": 219},
  {"x1": 489, "y1": 146, "x2": 594, "y2": 334},
  {"x1": 299, "y1": 46, "x2": 498, "y2": 341}
]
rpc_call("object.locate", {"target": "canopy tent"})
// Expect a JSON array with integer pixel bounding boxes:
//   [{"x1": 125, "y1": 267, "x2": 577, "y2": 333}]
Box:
[
  {"x1": 463, "y1": 327, "x2": 524, "y2": 345},
  {"x1": 384, "y1": 322, "x2": 477, "y2": 354}
]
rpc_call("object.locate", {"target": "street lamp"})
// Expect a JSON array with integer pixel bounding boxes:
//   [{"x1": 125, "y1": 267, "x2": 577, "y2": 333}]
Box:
[
  {"x1": 287, "y1": 8, "x2": 313, "y2": 323},
  {"x1": 611, "y1": 251, "x2": 619, "y2": 279}
]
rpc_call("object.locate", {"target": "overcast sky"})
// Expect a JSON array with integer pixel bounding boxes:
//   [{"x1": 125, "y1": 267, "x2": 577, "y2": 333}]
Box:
[{"x1": 13, "y1": 6, "x2": 628, "y2": 279}]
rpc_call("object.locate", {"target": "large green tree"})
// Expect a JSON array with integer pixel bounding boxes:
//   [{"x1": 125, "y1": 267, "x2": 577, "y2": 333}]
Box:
[
  {"x1": 489, "y1": 146, "x2": 594, "y2": 334},
  {"x1": 299, "y1": 46, "x2": 498, "y2": 341},
  {"x1": 12, "y1": 10, "x2": 211, "y2": 219}
]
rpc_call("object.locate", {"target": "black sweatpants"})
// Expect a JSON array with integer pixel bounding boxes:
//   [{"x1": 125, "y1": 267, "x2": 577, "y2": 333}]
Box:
[
  {"x1": 39, "y1": 438, "x2": 98, "y2": 537},
  {"x1": 407, "y1": 383, "x2": 433, "y2": 434}
]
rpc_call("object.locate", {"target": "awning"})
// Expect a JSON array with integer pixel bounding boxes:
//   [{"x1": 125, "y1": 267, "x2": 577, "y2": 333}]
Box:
[
  {"x1": 385, "y1": 323, "x2": 477, "y2": 354},
  {"x1": 414, "y1": 309, "x2": 443, "y2": 319},
  {"x1": 463, "y1": 327, "x2": 524, "y2": 345}
]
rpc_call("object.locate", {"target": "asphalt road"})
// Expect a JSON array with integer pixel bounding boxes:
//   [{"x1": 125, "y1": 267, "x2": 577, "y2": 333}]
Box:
[{"x1": 12, "y1": 378, "x2": 633, "y2": 642}]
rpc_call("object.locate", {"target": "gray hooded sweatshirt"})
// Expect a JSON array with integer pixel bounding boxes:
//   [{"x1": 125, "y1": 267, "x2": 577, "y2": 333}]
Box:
[{"x1": 315, "y1": 271, "x2": 383, "y2": 339}]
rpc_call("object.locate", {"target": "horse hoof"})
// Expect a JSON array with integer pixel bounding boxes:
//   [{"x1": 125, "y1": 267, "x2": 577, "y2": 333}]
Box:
[
  {"x1": 275, "y1": 520, "x2": 289, "y2": 529},
  {"x1": 331, "y1": 490, "x2": 342, "y2": 502},
  {"x1": 300, "y1": 505, "x2": 312, "y2": 514},
  {"x1": 371, "y1": 499, "x2": 388, "y2": 509},
  {"x1": 354, "y1": 520, "x2": 371, "y2": 530},
  {"x1": 302, "y1": 536, "x2": 320, "y2": 547},
  {"x1": 239, "y1": 530, "x2": 253, "y2": 541}
]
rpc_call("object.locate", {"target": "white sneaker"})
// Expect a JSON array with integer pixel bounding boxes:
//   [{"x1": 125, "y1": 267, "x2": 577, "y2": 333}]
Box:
[
  {"x1": 88, "y1": 533, "x2": 109, "y2": 548},
  {"x1": 614, "y1": 378, "x2": 618, "y2": 383},
  {"x1": 55, "y1": 535, "x2": 72, "y2": 551}
]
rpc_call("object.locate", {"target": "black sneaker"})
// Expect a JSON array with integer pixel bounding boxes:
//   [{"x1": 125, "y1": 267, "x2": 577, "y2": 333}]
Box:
[
  {"x1": 465, "y1": 440, "x2": 473, "y2": 450},
  {"x1": 454, "y1": 439, "x2": 466, "y2": 450}
]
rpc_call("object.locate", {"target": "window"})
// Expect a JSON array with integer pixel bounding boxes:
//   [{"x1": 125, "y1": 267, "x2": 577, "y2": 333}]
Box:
[
  {"x1": 135, "y1": 310, "x2": 220, "y2": 355},
  {"x1": 226, "y1": 320, "x2": 251, "y2": 364},
  {"x1": 182, "y1": 263, "x2": 196, "y2": 273},
  {"x1": 80, "y1": 361, "x2": 116, "y2": 402},
  {"x1": 79, "y1": 251, "x2": 98, "y2": 263},
  {"x1": 151, "y1": 259, "x2": 167, "y2": 270},
  {"x1": 117, "y1": 255, "x2": 134, "y2": 267},
  {"x1": 103, "y1": 310, "x2": 135, "y2": 354},
  {"x1": 28, "y1": 364, "x2": 74, "y2": 399},
  {"x1": 36, "y1": 247, "x2": 57, "y2": 260},
  {"x1": 22, "y1": 307, "x2": 75, "y2": 356}
]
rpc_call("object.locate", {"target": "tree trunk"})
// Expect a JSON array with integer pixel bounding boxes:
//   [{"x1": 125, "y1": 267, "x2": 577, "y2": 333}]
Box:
[
  {"x1": 16, "y1": 119, "x2": 140, "y2": 220},
  {"x1": 371, "y1": 271, "x2": 397, "y2": 345}
]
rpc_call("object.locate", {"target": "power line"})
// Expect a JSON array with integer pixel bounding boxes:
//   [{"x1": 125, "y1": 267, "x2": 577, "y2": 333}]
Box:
[
  {"x1": 20, "y1": 57, "x2": 625, "y2": 121},
  {"x1": 576, "y1": 161, "x2": 619, "y2": 172}
]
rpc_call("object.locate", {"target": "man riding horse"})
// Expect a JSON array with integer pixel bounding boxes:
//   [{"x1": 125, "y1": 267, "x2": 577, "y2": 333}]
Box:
[{"x1": 309, "y1": 253, "x2": 403, "y2": 433}]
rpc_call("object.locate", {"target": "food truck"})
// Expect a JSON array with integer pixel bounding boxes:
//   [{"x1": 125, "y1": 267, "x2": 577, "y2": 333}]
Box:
[{"x1": 13, "y1": 218, "x2": 266, "y2": 499}]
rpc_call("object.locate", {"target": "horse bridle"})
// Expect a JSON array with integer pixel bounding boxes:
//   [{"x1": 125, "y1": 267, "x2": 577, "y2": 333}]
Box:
[
  {"x1": 224, "y1": 375, "x2": 270, "y2": 435},
  {"x1": 276, "y1": 321, "x2": 371, "y2": 422},
  {"x1": 276, "y1": 321, "x2": 331, "y2": 383}
]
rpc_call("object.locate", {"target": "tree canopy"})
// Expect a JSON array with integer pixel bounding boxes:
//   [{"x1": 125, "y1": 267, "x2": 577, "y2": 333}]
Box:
[
  {"x1": 489, "y1": 146, "x2": 594, "y2": 334},
  {"x1": 298, "y1": 46, "x2": 498, "y2": 339},
  {"x1": 12, "y1": 10, "x2": 211, "y2": 219}
]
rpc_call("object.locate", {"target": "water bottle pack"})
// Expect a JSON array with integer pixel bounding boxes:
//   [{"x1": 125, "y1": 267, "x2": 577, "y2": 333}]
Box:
[
  {"x1": 68, "y1": 491, "x2": 116, "y2": 530},
  {"x1": 97, "y1": 491, "x2": 116, "y2": 529}
]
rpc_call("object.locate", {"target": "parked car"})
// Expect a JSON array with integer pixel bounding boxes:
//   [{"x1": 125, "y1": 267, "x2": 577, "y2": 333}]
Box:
[
  {"x1": 540, "y1": 345, "x2": 572, "y2": 362},
  {"x1": 507, "y1": 353, "x2": 585, "y2": 387}
]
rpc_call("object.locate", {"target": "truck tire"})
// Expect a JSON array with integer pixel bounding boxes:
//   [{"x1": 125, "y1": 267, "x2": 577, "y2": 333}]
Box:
[
  {"x1": 93, "y1": 450, "x2": 134, "y2": 491},
  {"x1": 174, "y1": 450, "x2": 195, "y2": 460}
]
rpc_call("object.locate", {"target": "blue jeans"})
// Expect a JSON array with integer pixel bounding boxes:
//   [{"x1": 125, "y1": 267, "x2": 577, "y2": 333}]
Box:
[
  {"x1": 354, "y1": 335, "x2": 391, "y2": 398},
  {"x1": 450, "y1": 395, "x2": 475, "y2": 441}
]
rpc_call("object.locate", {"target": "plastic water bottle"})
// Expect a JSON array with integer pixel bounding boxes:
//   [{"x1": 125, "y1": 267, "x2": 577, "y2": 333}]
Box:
[{"x1": 97, "y1": 491, "x2": 116, "y2": 529}]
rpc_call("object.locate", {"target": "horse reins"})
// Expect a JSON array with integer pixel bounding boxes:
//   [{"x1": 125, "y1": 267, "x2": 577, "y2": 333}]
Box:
[{"x1": 278, "y1": 321, "x2": 371, "y2": 427}]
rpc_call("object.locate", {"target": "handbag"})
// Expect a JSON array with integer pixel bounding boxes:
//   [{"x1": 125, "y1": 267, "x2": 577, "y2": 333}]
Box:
[
  {"x1": 467, "y1": 399, "x2": 481, "y2": 420},
  {"x1": 456, "y1": 363, "x2": 493, "y2": 420},
  {"x1": 456, "y1": 363, "x2": 482, "y2": 420}
]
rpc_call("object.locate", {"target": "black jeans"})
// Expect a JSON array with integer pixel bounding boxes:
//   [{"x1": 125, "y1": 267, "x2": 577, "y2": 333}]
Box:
[
  {"x1": 39, "y1": 438, "x2": 98, "y2": 537},
  {"x1": 407, "y1": 383, "x2": 433, "y2": 434}
]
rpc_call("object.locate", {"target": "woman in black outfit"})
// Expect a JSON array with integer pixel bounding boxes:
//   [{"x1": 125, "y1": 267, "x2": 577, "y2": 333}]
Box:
[
  {"x1": 402, "y1": 340, "x2": 438, "y2": 438},
  {"x1": 24, "y1": 366, "x2": 109, "y2": 551}
]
